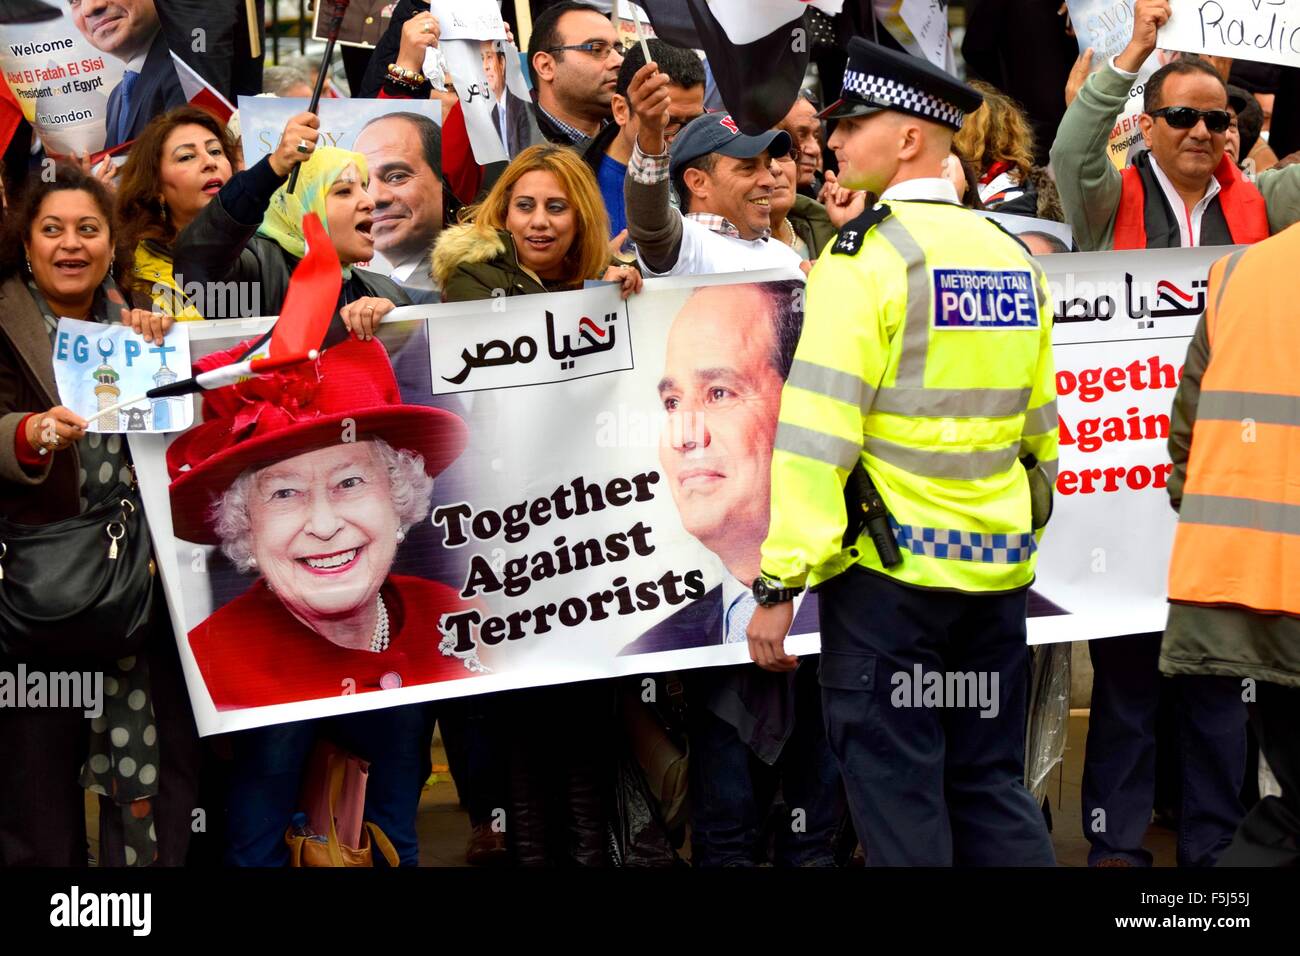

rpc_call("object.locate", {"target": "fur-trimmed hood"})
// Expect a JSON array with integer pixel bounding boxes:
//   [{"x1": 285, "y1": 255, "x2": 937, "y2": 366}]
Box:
[{"x1": 430, "y1": 223, "x2": 509, "y2": 291}]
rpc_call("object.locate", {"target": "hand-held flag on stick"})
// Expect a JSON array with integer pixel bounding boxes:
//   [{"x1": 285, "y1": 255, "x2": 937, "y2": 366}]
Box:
[
  {"x1": 86, "y1": 213, "x2": 341, "y2": 423},
  {"x1": 288, "y1": 0, "x2": 352, "y2": 194},
  {"x1": 636, "y1": 0, "x2": 844, "y2": 135}
]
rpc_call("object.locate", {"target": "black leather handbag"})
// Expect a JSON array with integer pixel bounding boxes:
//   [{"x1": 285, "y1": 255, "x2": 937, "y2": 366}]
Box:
[{"x1": 0, "y1": 482, "x2": 156, "y2": 661}]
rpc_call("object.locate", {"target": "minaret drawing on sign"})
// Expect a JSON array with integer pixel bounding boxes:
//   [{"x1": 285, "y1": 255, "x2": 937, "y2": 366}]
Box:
[
  {"x1": 150, "y1": 361, "x2": 178, "y2": 430},
  {"x1": 91, "y1": 337, "x2": 121, "y2": 432}
]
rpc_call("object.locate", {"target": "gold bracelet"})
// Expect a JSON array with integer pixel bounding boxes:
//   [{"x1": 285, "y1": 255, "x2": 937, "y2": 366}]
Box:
[{"x1": 386, "y1": 63, "x2": 427, "y2": 87}]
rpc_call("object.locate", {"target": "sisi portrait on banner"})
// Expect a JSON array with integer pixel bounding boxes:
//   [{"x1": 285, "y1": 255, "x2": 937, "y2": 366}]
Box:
[
  {"x1": 166, "y1": 336, "x2": 487, "y2": 711},
  {"x1": 622, "y1": 279, "x2": 820, "y2": 655}
]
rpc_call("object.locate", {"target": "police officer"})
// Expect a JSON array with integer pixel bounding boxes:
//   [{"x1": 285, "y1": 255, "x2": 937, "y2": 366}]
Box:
[{"x1": 747, "y1": 38, "x2": 1059, "y2": 866}]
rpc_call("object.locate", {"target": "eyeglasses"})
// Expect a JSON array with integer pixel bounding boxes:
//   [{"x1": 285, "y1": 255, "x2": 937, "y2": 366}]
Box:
[
  {"x1": 546, "y1": 40, "x2": 626, "y2": 59},
  {"x1": 664, "y1": 112, "x2": 706, "y2": 141},
  {"x1": 1150, "y1": 106, "x2": 1232, "y2": 133}
]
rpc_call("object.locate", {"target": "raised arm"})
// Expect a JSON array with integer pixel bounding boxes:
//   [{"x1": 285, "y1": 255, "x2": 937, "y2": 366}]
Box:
[
  {"x1": 172, "y1": 112, "x2": 318, "y2": 289},
  {"x1": 1050, "y1": 0, "x2": 1170, "y2": 251},
  {"x1": 623, "y1": 62, "x2": 685, "y2": 275}
]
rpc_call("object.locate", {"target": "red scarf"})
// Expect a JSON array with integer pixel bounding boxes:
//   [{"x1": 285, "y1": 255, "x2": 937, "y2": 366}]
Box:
[{"x1": 1114, "y1": 152, "x2": 1270, "y2": 249}]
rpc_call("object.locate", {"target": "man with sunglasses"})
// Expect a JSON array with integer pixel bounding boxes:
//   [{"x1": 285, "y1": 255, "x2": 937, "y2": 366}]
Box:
[
  {"x1": 526, "y1": 1, "x2": 624, "y2": 147},
  {"x1": 1051, "y1": 0, "x2": 1300, "y2": 253}
]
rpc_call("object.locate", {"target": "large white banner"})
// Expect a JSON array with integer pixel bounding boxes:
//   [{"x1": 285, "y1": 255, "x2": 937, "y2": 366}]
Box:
[
  {"x1": 133, "y1": 273, "x2": 824, "y2": 735},
  {"x1": 128, "y1": 249, "x2": 1232, "y2": 734},
  {"x1": 1031, "y1": 244, "x2": 1231, "y2": 643},
  {"x1": 1163, "y1": 0, "x2": 1300, "y2": 69}
]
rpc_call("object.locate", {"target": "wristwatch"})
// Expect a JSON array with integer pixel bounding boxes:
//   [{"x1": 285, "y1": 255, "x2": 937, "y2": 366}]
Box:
[{"x1": 752, "y1": 575, "x2": 802, "y2": 607}]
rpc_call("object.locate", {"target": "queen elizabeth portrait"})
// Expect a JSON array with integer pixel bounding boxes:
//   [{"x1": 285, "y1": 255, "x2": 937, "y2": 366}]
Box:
[{"x1": 167, "y1": 336, "x2": 483, "y2": 711}]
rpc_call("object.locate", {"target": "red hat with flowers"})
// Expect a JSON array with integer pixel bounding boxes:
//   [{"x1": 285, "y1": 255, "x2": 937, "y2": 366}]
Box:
[{"x1": 166, "y1": 336, "x2": 466, "y2": 544}]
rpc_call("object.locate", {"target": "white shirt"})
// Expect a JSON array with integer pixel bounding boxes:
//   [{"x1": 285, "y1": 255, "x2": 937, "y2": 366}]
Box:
[
  {"x1": 1146, "y1": 151, "x2": 1221, "y2": 248},
  {"x1": 1107, "y1": 56, "x2": 1221, "y2": 248},
  {"x1": 720, "y1": 575, "x2": 754, "y2": 644},
  {"x1": 880, "y1": 177, "x2": 961, "y2": 204},
  {"x1": 640, "y1": 215, "x2": 805, "y2": 280},
  {"x1": 389, "y1": 254, "x2": 436, "y2": 291}
]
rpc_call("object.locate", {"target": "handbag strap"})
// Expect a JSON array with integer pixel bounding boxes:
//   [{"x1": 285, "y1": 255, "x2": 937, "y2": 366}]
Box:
[
  {"x1": 322, "y1": 753, "x2": 348, "y2": 868},
  {"x1": 364, "y1": 822, "x2": 400, "y2": 868}
]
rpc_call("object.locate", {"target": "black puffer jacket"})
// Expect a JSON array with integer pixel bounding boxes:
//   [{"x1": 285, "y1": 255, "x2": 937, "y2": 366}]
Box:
[{"x1": 171, "y1": 156, "x2": 410, "y2": 332}]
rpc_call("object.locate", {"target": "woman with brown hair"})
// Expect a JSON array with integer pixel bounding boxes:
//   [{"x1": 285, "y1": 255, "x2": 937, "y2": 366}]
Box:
[
  {"x1": 433, "y1": 143, "x2": 640, "y2": 302},
  {"x1": 955, "y1": 80, "x2": 1064, "y2": 221},
  {"x1": 114, "y1": 106, "x2": 239, "y2": 317},
  {"x1": 0, "y1": 165, "x2": 199, "y2": 867}
]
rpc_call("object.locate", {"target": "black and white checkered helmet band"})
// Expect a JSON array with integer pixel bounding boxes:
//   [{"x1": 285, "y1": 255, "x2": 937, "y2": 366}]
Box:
[{"x1": 841, "y1": 68, "x2": 966, "y2": 128}]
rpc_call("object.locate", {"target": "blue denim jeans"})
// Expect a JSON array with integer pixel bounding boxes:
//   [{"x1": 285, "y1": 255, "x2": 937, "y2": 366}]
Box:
[
  {"x1": 687, "y1": 663, "x2": 844, "y2": 867},
  {"x1": 224, "y1": 703, "x2": 435, "y2": 867},
  {"x1": 1082, "y1": 633, "x2": 1246, "y2": 866}
]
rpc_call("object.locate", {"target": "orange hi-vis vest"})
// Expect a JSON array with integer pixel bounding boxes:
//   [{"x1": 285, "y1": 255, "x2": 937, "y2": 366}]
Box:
[{"x1": 1167, "y1": 225, "x2": 1300, "y2": 616}]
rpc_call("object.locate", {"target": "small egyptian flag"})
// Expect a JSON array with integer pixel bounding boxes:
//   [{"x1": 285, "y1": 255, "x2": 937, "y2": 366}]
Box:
[
  {"x1": 169, "y1": 51, "x2": 237, "y2": 125},
  {"x1": 636, "y1": 0, "x2": 843, "y2": 135}
]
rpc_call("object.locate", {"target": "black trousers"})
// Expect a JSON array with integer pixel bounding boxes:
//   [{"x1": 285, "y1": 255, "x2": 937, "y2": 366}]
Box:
[
  {"x1": 0, "y1": 614, "x2": 201, "y2": 867},
  {"x1": 818, "y1": 566, "x2": 1055, "y2": 866},
  {"x1": 1219, "y1": 681, "x2": 1300, "y2": 866},
  {"x1": 505, "y1": 681, "x2": 613, "y2": 866}
]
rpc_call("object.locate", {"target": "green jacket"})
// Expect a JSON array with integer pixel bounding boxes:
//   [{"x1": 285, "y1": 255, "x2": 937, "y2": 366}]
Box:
[
  {"x1": 1160, "y1": 311, "x2": 1300, "y2": 687},
  {"x1": 787, "y1": 194, "x2": 836, "y2": 260},
  {"x1": 1049, "y1": 63, "x2": 1300, "y2": 251},
  {"x1": 432, "y1": 225, "x2": 554, "y2": 302}
]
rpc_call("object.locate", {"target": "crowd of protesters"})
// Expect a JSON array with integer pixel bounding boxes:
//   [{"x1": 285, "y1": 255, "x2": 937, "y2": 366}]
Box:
[{"x1": 0, "y1": 0, "x2": 1296, "y2": 869}]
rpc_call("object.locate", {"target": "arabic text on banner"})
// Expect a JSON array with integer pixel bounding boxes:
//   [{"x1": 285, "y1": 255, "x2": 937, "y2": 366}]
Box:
[{"x1": 1033, "y1": 244, "x2": 1232, "y2": 643}]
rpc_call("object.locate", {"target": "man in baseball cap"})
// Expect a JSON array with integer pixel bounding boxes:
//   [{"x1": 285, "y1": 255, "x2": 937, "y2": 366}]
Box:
[{"x1": 621, "y1": 59, "x2": 805, "y2": 279}]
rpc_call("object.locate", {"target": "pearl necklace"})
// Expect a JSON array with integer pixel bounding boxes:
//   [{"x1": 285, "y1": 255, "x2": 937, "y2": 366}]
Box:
[
  {"x1": 369, "y1": 594, "x2": 391, "y2": 653},
  {"x1": 778, "y1": 217, "x2": 795, "y2": 247}
]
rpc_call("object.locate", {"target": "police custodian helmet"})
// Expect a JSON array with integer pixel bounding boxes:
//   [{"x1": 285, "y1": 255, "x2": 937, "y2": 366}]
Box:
[{"x1": 819, "y1": 37, "x2": 983, "y2": 131}]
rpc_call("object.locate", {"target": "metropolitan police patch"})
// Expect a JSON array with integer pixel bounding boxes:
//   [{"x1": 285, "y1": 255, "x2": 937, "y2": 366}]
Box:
[{"x1": 932, "y1": 269, "x2": 1038, "y2": 328}]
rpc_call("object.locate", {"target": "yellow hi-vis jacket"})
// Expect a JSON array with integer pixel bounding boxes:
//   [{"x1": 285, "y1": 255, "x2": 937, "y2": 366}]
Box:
[{"x1": 760, "y1": 198, "x2": 1059, "y2": 593}]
